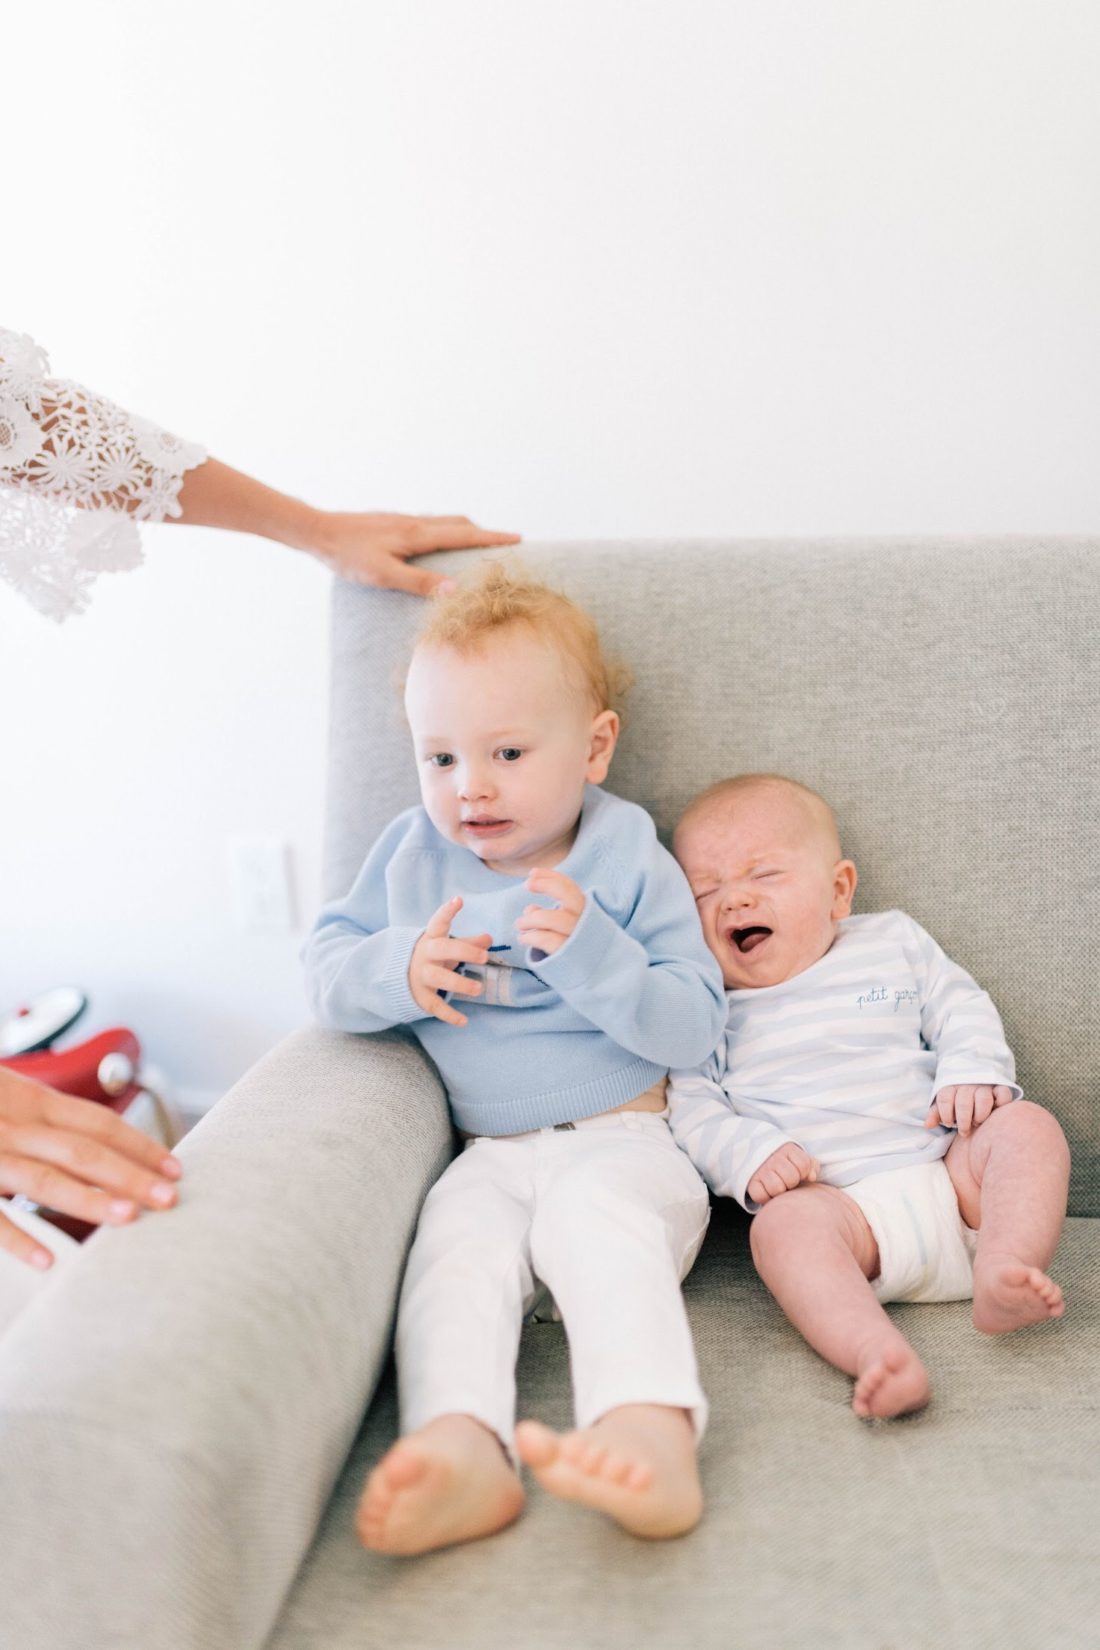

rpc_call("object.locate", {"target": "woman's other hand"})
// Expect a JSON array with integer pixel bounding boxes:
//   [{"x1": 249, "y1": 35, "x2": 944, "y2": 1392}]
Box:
[{"x1": 0, "y1": 1067, "x2": 182, "y2": 1270}]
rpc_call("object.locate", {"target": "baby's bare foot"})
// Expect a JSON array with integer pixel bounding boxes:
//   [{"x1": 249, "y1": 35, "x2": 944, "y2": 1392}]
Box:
[
  {"x1": 356, "y1": 1415, "x2": 524, "y2": 1556},
  {"x1": 852, "y1": 1342, "x2": 930, "y2": 1420},
  {"x1": 515, "y1": 1404, "x2": 702, "y2": 1539},
  {"x1": 972, "y1": 1257, "x2": 1065, "y2": 1335}
]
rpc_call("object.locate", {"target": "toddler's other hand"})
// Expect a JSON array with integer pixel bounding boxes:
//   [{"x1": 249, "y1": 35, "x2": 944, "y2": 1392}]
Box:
[
  {"x1": 409, "y1": 896, "x2": 492, "y2": 1027},
  {"x1": 516, "y1": 869, "x2": 586, "y2": 957},
  {"x1": 925, "y1": 1083, "x2": 1016, "y2": 1135},
  {"x1": 747, "y1": 1143, "x2": 820, "y2": 1206}
]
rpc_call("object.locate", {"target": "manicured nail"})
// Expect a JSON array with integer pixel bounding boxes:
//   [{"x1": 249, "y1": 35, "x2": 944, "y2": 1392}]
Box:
[
  {"x1": 110, "y1": 1199, "x2": 137, "y2": 1220},
  {"x1": 31, "y1": 1248, "x2": 53, "y2": 1270},
  {"x1": 437, "y1": 578, "x2": 457, "y2": 596},
  {"x1": 161, "y1": 1156, "x2": 182, "y2": 1178},
  {"x1": 150, "y1": 1182, "x2": 176, "y2": 1206}
]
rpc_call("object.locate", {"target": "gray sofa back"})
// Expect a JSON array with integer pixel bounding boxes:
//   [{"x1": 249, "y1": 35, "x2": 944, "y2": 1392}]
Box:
[{"x1": 325, "y1": 538, "x2": 1099, "y2": 1213}]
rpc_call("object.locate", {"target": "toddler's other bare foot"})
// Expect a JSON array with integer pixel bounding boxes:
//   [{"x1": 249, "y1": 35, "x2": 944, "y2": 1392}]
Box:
[
  {"x1": 972, "y1": 1256, "x2": 1065, "y2": 1336},
  {"x1": 356, "y1": 1415, "x2": 524, "y2": 1556},
  {"x1": 852, "y1": 1341, "x2": 930, "y2": 1420},
  {"x1": 515, "y1": 1404, "x2": 702, "y2": 1539}
]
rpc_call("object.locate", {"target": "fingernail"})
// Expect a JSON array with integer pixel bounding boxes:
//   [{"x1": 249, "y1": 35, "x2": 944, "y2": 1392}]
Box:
[
  {"x1": 31, "y1": 1248, "x2": 53, "y2": 1271},
  {"x1": 437, "y1": 578, "x2": 456, "y2": 596},
  {"x1": 150, "y1": 1182, "x2": 176, "y2": 1206},
  {"x1": 161, "y1": 1156, "x2": 182, "y2": 1179},
  {"x1": 110, "y1": 1199, "x2": 137, "y2": 1220}
]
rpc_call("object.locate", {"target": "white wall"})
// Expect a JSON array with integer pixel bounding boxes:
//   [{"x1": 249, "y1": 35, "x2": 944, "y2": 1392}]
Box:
[{"x1": 3, "y1": 1, "x2": 1098, "y2": 1105}]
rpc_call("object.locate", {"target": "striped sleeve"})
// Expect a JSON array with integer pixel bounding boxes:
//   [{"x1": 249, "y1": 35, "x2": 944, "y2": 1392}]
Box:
[
  {"x1": 667, "y1": 1048, "x2": 798, "y2": 1211},
  {"x1": 900, "y1": 916, "x2": 1023, "y2": 1099}
]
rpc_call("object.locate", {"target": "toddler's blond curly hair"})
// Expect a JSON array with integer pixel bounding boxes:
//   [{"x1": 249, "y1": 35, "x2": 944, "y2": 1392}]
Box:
[{"x1": 413, "y1": 559, "x2": 632, "y2": 717}]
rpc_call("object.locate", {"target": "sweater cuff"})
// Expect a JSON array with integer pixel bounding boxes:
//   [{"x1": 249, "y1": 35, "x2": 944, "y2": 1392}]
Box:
[
  {"x1": 526, "y1": 894, "x2": 623, "y2": 990},
  {"x1": 380, "y1": 927, "x2": 428, "y2": 1023}
]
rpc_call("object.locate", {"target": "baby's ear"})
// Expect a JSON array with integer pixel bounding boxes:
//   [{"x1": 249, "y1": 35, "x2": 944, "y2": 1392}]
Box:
[{"x1": 831, "y1": 858, "x2": 858, "y2": 918}]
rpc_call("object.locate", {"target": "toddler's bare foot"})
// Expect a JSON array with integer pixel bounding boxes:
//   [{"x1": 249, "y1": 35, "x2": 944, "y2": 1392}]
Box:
[
  {"x1": 515, "y1": 1404, "x2": 702, "y2": 1539},
  {"x1": 356, "y1": 1415, "x2": 524, "y2": 1556},
  {"x1": 852, "y1": 1341, "x2": 930, "y2": 1420},
  {"x1": 972, "y1": 1256, "x2": 1065, "y2": 1335}
]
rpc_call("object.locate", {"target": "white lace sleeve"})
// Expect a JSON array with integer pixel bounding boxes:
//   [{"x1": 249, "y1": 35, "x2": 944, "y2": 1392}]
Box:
[{"x1": 0, "y1": 328, "x2": 207, "y2": 622}]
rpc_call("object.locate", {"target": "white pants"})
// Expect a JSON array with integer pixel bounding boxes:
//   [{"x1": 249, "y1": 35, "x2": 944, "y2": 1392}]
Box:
[
  {"x1": 397, "y1": 1110, "x2": 711, "y2": 1454},
  {"x1": 0, "y1": 1198, "x2": 80, "y2": 1338}
]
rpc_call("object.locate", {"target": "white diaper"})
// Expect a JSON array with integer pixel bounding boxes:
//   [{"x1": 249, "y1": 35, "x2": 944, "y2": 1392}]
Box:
[{"x1": 844, "y1": 1160, "x2": 978, "y2": 1305}]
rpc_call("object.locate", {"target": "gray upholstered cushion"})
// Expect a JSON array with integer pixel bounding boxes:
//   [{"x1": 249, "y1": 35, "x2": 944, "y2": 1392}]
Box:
[
  {"x1": 269, "y1": 1207, "x2": 1100, "y2": 1650},
  {"x1": 0, "y1": 1027, "x2": 450, "y2": 1650}
]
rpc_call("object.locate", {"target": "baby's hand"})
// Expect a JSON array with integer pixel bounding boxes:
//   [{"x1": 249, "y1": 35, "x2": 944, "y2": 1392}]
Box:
[
  {"x1": 515, "y1": 868, "x2": 585, "y2": 957},
  {"x1": 408, "y1": 896, "x2": 492, "y2": 1027},
  {"x1": 925, "y1": 1083, "x2": 1016, "y2": 1136},
  {"x1": 747, "y1": 1143, "x2": 820, "y2": 1206}
]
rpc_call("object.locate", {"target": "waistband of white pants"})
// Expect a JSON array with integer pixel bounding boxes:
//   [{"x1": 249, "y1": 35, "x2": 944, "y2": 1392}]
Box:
[{"x1": 465, "y1": 1107, "x2": 671, "y2": 1145}]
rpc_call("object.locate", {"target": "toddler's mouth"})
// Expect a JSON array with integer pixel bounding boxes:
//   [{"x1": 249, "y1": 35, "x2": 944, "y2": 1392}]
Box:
[
  {"x1": 729, "y1": 925, "x2": 772, "y2": 954},
  {"x1": 462, "y1": 817, "x2": 514, "y2": 838}
]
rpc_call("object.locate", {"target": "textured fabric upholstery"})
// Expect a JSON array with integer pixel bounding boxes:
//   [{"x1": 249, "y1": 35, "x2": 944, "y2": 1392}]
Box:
[
  {"x1": 0, "y1": 1026, "x2": 450, "y2": 1649},
  {"x1": 1, "y1": 539, "x2": 1096, "y2": 1650},
  {"x1": 269, "y1": 1207, "x2": 1100, "y2": 1650}
]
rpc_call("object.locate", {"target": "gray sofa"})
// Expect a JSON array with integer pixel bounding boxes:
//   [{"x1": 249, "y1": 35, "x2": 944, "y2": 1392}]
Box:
[{"x1": 1, "y1": 538, "x2": 1096, "y2": 1649}]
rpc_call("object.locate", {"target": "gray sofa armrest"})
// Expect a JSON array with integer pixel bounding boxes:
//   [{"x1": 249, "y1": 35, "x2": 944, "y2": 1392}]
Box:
[{"x1": 0, "y1": 1026, "x2": 451, "y2": 1650}]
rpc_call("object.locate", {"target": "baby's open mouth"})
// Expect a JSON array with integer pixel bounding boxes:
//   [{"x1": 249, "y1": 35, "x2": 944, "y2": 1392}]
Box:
[{"x1": 730, "y1": 926, "x2": 772, "y2": 954}]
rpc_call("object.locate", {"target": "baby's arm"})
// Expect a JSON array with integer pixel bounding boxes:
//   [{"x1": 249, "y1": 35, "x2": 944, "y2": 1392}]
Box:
[
  {"x1": 667, "y1": 1057, "x2": 814, "y2": 1211},
  {"x1": 901, "y1": 915, "x2": 1023, "y2": 1132}
]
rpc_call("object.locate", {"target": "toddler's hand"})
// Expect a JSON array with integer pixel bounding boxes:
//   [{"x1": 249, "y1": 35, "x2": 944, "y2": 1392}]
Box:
[
  {"x1": 747, "y1": 1143, "x2": 820, "y2": 1206},
  {"x1": 925, "y1": 1083, "x2": 1016, "y2": 1136},
  {"x1": 408, "y1": 896, "x2": 492, "y2": 1027},
  {"x1": 516, "y1": 869, "x2": 585, "y2": 957}
]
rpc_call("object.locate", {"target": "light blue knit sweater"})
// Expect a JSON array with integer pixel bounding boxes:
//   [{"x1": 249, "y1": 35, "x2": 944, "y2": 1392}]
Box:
[{"x1": 303, "y1": 785, "x2": 727, "y2": 1135}]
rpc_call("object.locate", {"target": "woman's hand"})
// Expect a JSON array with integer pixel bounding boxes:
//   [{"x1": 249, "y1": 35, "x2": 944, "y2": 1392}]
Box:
[
  {"x1": 304, "y1": 511, "x2": 522, "y2": 596},
  {"x1": 0, "y1": 1066, "x2": 182, "y2": 1270},
  {"x1": 173, "y1": 457, "x2": 520, "y2": 597}
]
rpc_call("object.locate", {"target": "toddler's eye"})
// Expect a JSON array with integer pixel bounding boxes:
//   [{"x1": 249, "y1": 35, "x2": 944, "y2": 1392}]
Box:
[
  {"x1": 693, "y1": 888, "x2": 718, "y2": 903},
  {"x1": 497, "y1": 748, "x2": 523, "y2": 762},
  {"x1": 428, "y1": 753, "x2": 455, "y2": 768}
]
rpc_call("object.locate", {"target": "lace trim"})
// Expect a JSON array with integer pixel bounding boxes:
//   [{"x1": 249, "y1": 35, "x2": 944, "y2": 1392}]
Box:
[{"x1": 0, "y1": 328, "x2": 207, "y2": 621}]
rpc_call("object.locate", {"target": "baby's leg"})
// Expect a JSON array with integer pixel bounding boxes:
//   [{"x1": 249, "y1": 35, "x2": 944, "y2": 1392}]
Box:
[
  {"x1": 749, "y1": 1184, "x2": 929, "y2": 1419},
  {"x1": 517, "y1": 1123, "x2": 709, "y2": 1537},
  {"x1": 357, "y1": 1145, "x2": 532, "y2": 1555},
  {"x1": 945, "y1": 1100, "x2": 1070, "y2": 1335}
]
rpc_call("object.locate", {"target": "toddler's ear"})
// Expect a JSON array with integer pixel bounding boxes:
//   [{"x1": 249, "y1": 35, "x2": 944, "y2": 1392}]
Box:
[
  {"x1": 585, "y1": 709, "x2": 620, "y2": 783},
  {"x1": 831, "y1": 858, "x2": 858, "y2": 919}
]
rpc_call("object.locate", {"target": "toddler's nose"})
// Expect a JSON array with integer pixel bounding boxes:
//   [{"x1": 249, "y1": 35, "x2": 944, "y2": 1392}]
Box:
[{"x1": 459, "y1": 767, "x2": 494, "y2": 801}]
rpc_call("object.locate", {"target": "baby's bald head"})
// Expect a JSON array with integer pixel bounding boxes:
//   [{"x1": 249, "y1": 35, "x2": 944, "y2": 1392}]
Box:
[{"x1": 674, "y1": 774, "x2": 841, "y2": 866}]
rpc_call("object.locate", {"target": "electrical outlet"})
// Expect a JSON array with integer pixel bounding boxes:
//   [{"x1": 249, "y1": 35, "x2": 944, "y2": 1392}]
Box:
[{"x1": 228, "y1": 836, "x2": 296, "y2": 933}]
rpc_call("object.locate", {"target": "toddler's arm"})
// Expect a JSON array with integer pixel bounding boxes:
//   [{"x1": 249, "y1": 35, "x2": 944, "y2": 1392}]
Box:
[
  {"x1": 524, "y1": 850, "x2": 726, "y2": 1070},
  {"x1": 303, "y1": 816, "x2": 460, "y2": 1033},
  {"x1": 667, "y1": 1057, "x2": 807, "y2": 1211}
]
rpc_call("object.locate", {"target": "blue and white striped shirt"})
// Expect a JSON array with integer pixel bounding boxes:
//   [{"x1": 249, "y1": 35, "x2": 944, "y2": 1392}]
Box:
[{"x1": 668, "y1": 910, "x2": 1021, "y2": 1210}]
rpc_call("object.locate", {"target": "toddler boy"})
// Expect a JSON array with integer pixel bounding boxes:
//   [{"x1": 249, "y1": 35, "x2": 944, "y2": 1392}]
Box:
[
  {"x1": 304, "y1": 563, "x2": 726, "y2": 1552},
  {"x1": 668, "y1": 773, "x2": 1069, "y2": 1419}
]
